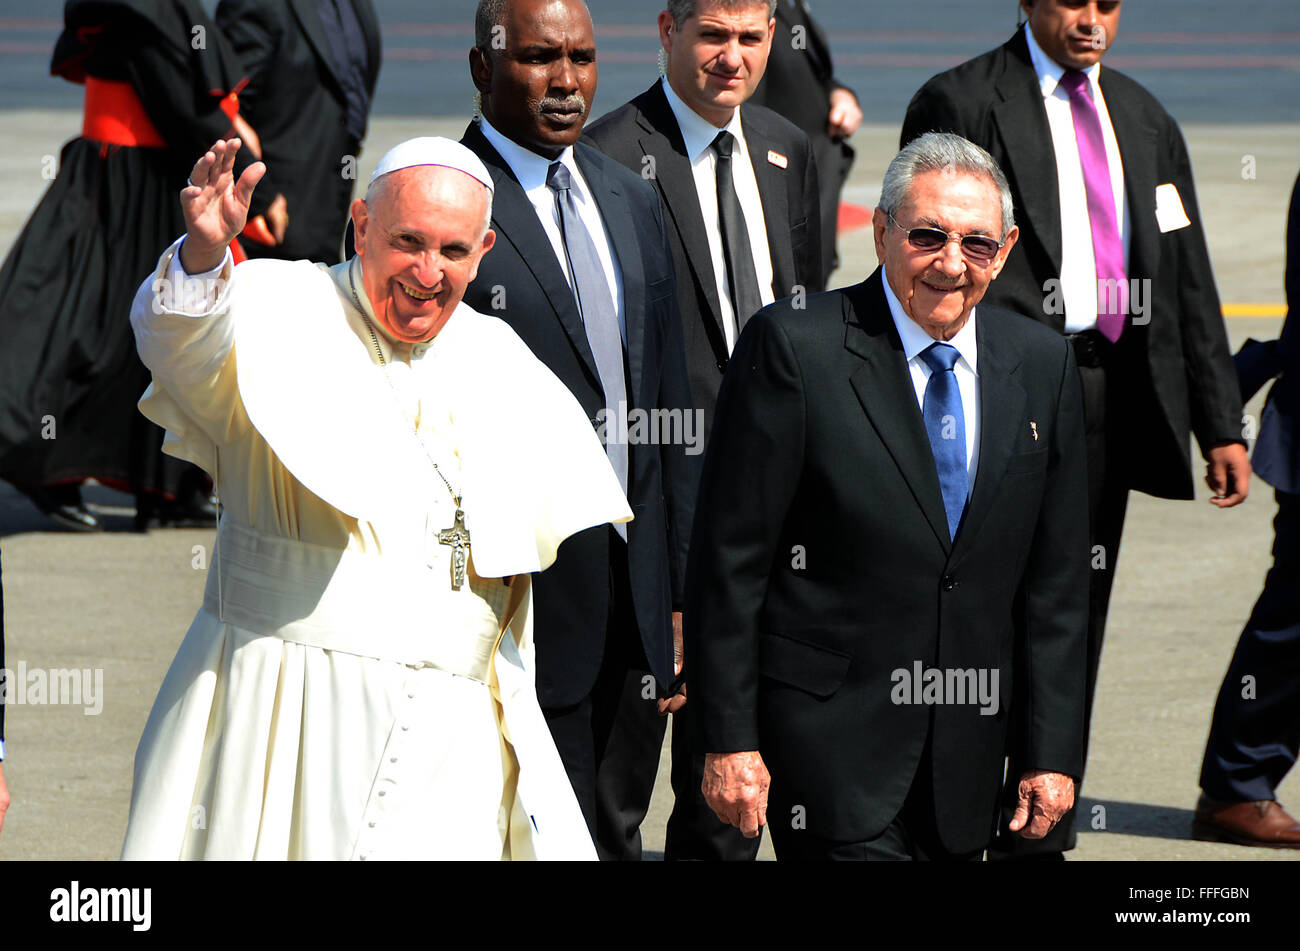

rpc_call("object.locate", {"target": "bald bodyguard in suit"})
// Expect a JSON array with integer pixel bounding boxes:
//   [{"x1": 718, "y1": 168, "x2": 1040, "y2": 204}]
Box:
[
  {"x1": 583, "y1": 0, "x2": 821, "y2": 860},
  {"x1": 902, "y1": 0, "x2": 1250, "y2": 858},
  {"x1": 460, "y1": 0, "x2": 698, "y2": 860}
]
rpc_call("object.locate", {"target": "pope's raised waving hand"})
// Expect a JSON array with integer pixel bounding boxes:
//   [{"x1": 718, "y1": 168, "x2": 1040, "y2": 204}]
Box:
[{"x1": 178, "y1": 138, "x2": 266, "y2": 275}]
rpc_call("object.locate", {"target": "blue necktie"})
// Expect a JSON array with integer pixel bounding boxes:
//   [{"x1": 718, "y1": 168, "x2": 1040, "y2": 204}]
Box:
[{"x1": 919, "y1": 342, "x2": 968, "y2": 542}]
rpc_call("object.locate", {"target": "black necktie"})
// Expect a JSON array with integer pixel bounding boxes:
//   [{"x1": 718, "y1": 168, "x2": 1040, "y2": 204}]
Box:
[
  {"x1": 711, "y1": 131, "x2": 763, "y2": 338},
  {"x1": 545, "y1": 162, "x2": 629, "y2": 536}
]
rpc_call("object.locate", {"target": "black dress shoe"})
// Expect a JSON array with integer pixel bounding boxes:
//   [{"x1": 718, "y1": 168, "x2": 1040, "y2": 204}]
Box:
[
  {"x1": 161, "y1": 491, "x2": 220, "y2": 528},
  {"x1": 46, "y1": 501, "x2": 102, "y2": 532},
  {"x1": 134, "y1": 489, "x2": 219, "y2": 531},
  {"x1": 27, "y1": 485, "x2": 102, "y2": 532}
]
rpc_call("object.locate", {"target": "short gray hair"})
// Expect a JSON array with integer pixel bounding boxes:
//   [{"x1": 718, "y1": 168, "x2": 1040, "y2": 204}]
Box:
[
  {"x1": 666, "y1": 0, "x2": 778, "y2": 27},
  {"x1": 475, "y1": 0, "x2": 508, "y2": 51},
  {"x1": 879, "y1": 132, "x2": 1016, "y2": 240}
]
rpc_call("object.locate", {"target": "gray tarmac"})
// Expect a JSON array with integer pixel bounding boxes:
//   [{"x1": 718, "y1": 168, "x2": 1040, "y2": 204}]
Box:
[{"x1": 0, "y1": 107, "x2": 1298, "y2": 863}]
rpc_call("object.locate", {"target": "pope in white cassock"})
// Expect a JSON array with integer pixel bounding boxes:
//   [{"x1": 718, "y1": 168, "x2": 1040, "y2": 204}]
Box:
[{"x1": 120, "y1": 135, "x2": 632, "y2": 860}]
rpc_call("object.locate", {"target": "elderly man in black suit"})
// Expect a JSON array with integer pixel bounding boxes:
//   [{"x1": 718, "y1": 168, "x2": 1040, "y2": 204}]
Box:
[
  {"x1": 459, "y1": 0, "x2": 698, "y2": 861},
  {"x1": 583, "y1": 0, "x2": 821, "y2": 861},
  {"x1": 902, "y1": 0, "x2": 1250, "y2": 859},
  {"x1": 687, "y1": 132, "x2": 1090, "y2": 861},
  {"x1": 217, "y1": 0, "x2": 381, "y2": 263},
  {"x1": 1195, "y1": 170, "x2": 1300, "y2": 848}
]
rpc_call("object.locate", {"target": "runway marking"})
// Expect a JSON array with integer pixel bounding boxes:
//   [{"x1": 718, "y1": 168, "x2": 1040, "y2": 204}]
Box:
[
  {"x1": 0, "y1": 18, "x2": 61, "y2": 29},
  {"x1": 351, "y1": 47, "x2": 1300, "y2": 70},
  {"x1": 832, "y1": 53, "x2": 1300, "y2": 69},
  {"x1": 1223, "y1": 304, "x2": 1287, "y2": 318},
  {"x1": 374, "y1": 24, "x2": 1300, "y2": 45},
  {"x1": 2, "y1": 18, "x2": 1296, "y2": 47},
  {"x1": 837, "y1": 202, "x2": 874, "y2": 234}
]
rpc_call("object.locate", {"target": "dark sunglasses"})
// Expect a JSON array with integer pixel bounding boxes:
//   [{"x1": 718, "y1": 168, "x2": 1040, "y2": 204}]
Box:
[{"x1": 888, "y1": 211, "x2": 1005, "y2": 264}]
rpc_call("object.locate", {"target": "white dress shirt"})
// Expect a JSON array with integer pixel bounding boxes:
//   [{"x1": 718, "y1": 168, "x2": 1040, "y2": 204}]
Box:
[
  {"x1": 478, "y1": 117, "x2": 626, "y2": 340},
  {"x1": 1024, "y1": 22, "x2": 1131, "y2": 334},
  {"x1": 882, "y1": 277, "x2": 981, "y2": 477},
  {"x1": 661, "y1": 77, "x2": 776, "y2": 353}
]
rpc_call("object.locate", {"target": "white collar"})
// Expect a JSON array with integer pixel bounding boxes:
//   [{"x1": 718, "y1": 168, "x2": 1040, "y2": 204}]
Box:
[
  {"x1": 477, "y1": 116, "x2": 584, "y2": 198},
  {"x1": 1023, "y1": 21, "x2": 1102, "y2": 101},
  {"x1": 328, "y1": 256, "x2": 443, "y2": 363},
  {"x1": 661, "y1": 75, "x2": 747, "y2": 163},
  {"x1": 881, "y1": 271, "x2": 979, "y2": 375}
]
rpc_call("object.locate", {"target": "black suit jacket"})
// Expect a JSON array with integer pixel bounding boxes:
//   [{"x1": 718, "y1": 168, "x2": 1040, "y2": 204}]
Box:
[
  {"x1": 902, "y1": 29, "x2": 1242, "y2": 500},
  {"x1": 1237, "y1": 170, "x2": 1299, "y2": 490},
  {"x1": 217, "y1": 0, "x2": 381, "y2": 263},
  {"x1": 685, "y1": 270, "x2": 1090, "y2": 852},
  {"x1": 460, "y1": 121, "x2": 699, "y2": 706},
  {"x1": 1238, "y1": 172, "x2": 1299, "y2": 406},
  {"x1": 748, "y1": 0, "x2": 855, "y2": 284},
  {"x1": 0, "y1": 546, "x2": 5, "y2": 757},
  {"x1": 584, "y1": 82, "x2": 821, "y2": 444}
]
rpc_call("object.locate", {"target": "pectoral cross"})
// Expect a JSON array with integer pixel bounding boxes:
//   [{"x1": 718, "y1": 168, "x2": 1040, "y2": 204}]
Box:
[{"x1": 437, "y1": 504, "x2": 471, "y2": 590}]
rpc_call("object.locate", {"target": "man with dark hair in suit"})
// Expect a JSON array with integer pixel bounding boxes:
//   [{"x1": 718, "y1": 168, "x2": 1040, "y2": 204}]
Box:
[
  {"x1": 902, "y1": 0, "x2": 1250, "y2": 859},
  {"x1": 688, "y1": 132, "x2": 1090, "y2": 861},
  {"x1": 1195, "y1": 170, "x2": 1300, "y2": 848},
  {"x1": 583, "y1": 0, "x2": 820, "y2": 861},
  {"x1": 748, "y1": 0, "x2": 861, "y2": 285},
  {"x1": 217, "y1": 0, "x2": 382, "y2": 263},
  {"x1": 460, "y1": 0, "x2": 699, "y2": 861}
]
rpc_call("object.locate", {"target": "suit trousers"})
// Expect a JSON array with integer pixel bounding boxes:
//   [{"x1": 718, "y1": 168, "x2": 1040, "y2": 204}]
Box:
[
  {"x1": 992, "y1": 354, "x2": 1128, "y2": 858},
  {"x1": 542, "y1": 531, "x2": 667, "y2": 860},
  {"x1": 1199, "y1": 490, "x2": 1300, "y2": 802},
  {"x1": 769, "y1": 739, "x2": 983, "y2": 861}
]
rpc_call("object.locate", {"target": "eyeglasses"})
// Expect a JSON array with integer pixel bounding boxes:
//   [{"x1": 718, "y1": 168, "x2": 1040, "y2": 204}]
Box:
[{"x1": 887, "y1": 211, "x2": 1005, "y2": 264}]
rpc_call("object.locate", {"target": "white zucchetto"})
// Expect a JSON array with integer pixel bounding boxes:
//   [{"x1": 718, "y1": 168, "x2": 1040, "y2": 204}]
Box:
[{"x1": 368, "y1": 136, "x2": 494, "y2": 192}]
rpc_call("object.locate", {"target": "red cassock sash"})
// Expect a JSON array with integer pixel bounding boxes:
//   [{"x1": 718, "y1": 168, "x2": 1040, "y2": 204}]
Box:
[{"x1": 81, "y1": 77, "x2": 255, "y2": 262}]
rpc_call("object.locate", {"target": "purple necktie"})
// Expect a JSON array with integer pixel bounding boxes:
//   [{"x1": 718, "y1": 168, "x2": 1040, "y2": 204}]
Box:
[{"x1": 1059, "y1": 69, "x2": 1126, "y2": 343}]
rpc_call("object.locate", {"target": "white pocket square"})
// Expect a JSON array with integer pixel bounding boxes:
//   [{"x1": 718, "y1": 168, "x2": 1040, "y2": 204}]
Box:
[{"x1": 1155, "y1": 183, "x2": 1191, "y2": 233}]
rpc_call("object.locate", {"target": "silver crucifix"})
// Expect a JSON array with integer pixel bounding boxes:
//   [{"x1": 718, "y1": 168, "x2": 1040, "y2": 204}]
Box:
[{"x1": 438, "y1": 506, "x2": 471, "y2": 590}]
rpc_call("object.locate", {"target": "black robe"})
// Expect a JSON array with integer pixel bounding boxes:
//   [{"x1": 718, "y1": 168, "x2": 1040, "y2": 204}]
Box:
[{"x1": 0, "y1": 0, "x2": 262, "y2": 498}]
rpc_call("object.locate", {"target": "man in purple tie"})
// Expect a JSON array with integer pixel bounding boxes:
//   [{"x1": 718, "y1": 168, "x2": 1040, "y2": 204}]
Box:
[{"x1": 902, "y1": 0, "x2": 1249, "y2": 859}]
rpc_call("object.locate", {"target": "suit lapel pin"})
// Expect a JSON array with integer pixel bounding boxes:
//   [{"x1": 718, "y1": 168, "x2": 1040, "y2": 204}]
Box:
[
  {"x1": 767, "y1": 150, "x2": 788, "y2": 169},
  {"x1": 1030, "y1": 421, "x2": 1039, "y2": 442}
]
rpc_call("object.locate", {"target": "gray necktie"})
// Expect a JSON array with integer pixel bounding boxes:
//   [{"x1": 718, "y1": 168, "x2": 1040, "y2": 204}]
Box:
[
  {"x1": 712, "y1": 131, "x2": 763, "y2": 339},
  {"x1": 546, "y1": 162, "x2": 629, "y2": 536}
]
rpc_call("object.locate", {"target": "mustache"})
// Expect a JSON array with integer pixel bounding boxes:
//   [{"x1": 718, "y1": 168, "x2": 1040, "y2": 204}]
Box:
[{"x1": 537, "y1": 94, "x2": 588, "y2": 115}]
